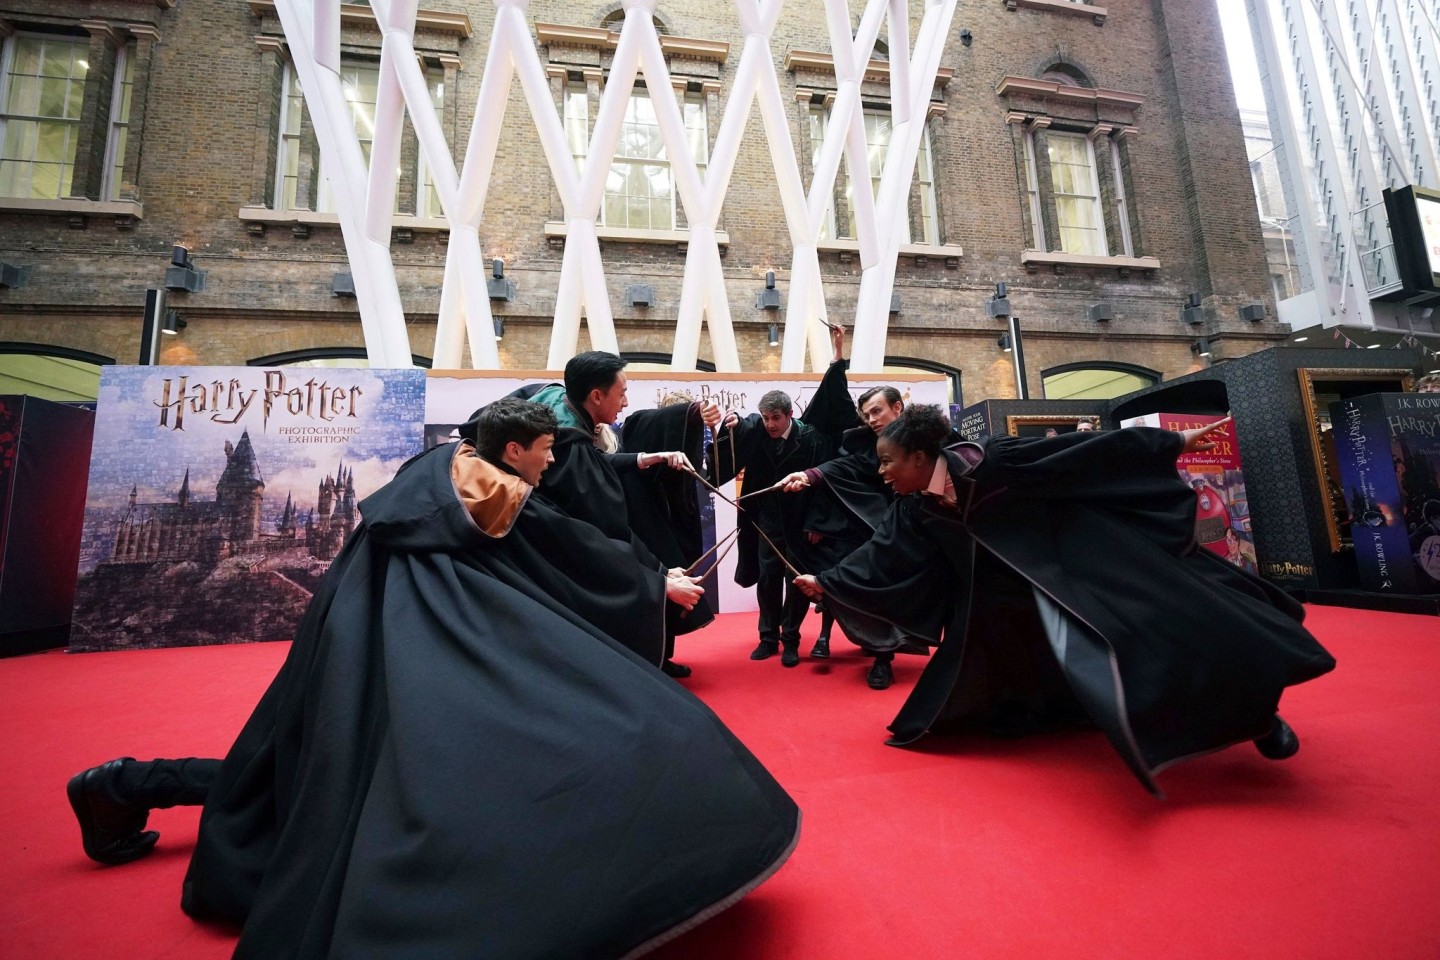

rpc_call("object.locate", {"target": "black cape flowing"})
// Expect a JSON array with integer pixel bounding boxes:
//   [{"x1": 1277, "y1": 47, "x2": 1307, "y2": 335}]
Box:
[
  {"x1": 818, "y1": 427, "x2": 1336, "y2": 794},
  {"x1": 181, "y1": 442, "x2": 800, "y2": 958}
]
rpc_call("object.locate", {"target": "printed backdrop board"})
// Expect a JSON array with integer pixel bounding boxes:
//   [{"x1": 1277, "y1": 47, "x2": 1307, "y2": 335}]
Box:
[
  {"x1": 1121, "y1": 412, "x2": 1257, "y2": 574},
  {"x1": 70, "y1": 366, "x2": 426, "y2": 650},
  {"x1": 1329, "y1": 392, "x2": 1440, "y2": 594},
  {"x1": 426, "y1": 370, "x2": 949, "y2": 613}
]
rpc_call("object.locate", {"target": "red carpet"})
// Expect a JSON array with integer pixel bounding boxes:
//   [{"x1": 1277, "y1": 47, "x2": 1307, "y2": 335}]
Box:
[{"x1": 2, "y1": 606, "x2": 1437, "y2": 959}]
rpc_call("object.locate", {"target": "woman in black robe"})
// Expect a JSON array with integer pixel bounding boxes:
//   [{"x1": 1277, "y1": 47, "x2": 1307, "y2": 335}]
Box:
[
  {"x1": 180, "y1": 433, "x2": 800, "y2": 958},
  {"x1": 795, "y1": 405, "x2": 1336, "y2": 795}
]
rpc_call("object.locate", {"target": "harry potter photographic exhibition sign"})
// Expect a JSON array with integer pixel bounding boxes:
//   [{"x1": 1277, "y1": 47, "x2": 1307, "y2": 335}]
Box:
[{"x1": 69, "y1": 367, "x2": 426, "y2": 650}]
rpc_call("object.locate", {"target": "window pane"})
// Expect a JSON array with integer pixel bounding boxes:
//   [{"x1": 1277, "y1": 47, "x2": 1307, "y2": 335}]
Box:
[
  {"x1": 7, "y1": 76, "x2": 38, "y2": 116},
  {"x1": 12, "y1": 38, "x2": 41, "y2": 76},
  {"x1": 2, "y1": 120, "x2": 35, "y2": 161},
  {"x1": 36, "y1": 121, "x2": 69, "y2": 162},
  {"x1": 38, "y1": 78, "x2": 69, "y2": 118},
  {"x1": 40, "y1": 44, "x2": 73, "y2": 79},
  {"x1": 30, "y1": 160, "x2": 62, "y2": 198}
]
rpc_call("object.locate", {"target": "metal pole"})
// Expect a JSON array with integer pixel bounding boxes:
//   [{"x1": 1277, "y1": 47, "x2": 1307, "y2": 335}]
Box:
[
  {"x1": 138, "y1": 288, "x2": 165, "y2": 365},
  {"x1": 1009, "y1": 314, "x2": 1028, "y2": 399}
]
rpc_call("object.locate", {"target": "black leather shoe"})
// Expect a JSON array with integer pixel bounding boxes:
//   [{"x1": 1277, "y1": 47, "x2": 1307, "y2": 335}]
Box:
[
  {"x1": 810, "y1": 636, "x2": 830, "y2": 659},
  {"x1": 866, "y1": 658, "x2": 894, "y2": 690},
  {"x1": 780, "y1": 645, "x2": 801, "y2": 667},
  {"x1": 750, "y1": 642, "x2": 779, "y2": 661},
  {"x1": 661, "y1": 660, "x2": 692, "y2": 678},
  {"x1": 1254, "y1": 715, "x2": 1300, "y2": 760},
  {"x1": 66, "y1": 758, "x2": 159, "y2": 865}
]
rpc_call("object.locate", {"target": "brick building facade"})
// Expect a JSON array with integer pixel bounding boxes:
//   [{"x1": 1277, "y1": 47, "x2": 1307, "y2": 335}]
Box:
[{"x1": 0, "y1": 0, "x2": 1283, "y2": 403}]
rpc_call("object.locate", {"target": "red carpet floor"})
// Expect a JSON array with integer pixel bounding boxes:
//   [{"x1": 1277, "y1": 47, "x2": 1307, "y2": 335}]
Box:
[{"x1": 2, "y1": 606, "x2": 1437, "y2": 959}]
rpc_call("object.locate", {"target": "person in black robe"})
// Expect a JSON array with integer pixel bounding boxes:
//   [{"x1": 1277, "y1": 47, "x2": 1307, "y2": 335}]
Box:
[
  {"x1": 795, "y1": 404, "x2": 1336, "y2": 795},
  {"x1": 709, "y1": 387, "x2": 836, "y2": 667},
  {"x1": 509, "y1": 352, "x2": 712, "y2": 677},
  {"x1": 67, "y1": 400, "x2": 801, "y2": 958}
]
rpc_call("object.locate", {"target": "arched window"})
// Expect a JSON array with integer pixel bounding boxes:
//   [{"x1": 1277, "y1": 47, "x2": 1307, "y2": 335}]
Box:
[
  {"x1": 1041, "y1": 361, "x2": 1159, "y2": 400},
  {"x1": 248, "y1": 348, "x2": 433, "y2": 368},
  {"x1": 0, "y1": 343, "x2": 113, "y2": 402},
  {"x1": 620, "y1": 352, "x2": 717, "y2": 373},
  {"x1": 883, "y1": 355, "x2": 962, "y2": 405}
]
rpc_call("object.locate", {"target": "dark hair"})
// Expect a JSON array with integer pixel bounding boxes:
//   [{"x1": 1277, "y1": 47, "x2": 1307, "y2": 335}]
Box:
[
  {"x1": 879, "y1": 404, "x2": 951, "y2": 459},
  {"x1": 758, "y1": 390, "x2": 792, "y2": 415},
  {"x1": 857, "y1": 385, "x2": 902, "y2": 409},
  {"x1": 470, "y1": 399, "x2": 557, "y2": 464},
  {"x1": 564, "y1": 351, "x2": 628, "y2": 410}
]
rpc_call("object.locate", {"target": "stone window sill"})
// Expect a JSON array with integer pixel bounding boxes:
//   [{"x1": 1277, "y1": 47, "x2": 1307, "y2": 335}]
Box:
[
  {"x1": 238, "y1": 207, "x2": 450, "y2": 236},
  {"x1": 0, "y1": 197, "x2": 144, "y2": 223},
  {"x1": 543, "y1": 221, "x2": 730, "y2": 251},
  {"x1": 819, "y1": 238, "x2": 963, "y2": 266},
  {"x1": 247, "y1": 1, "x2": 472, "y2": 38},
  {"x1": 1005, "y1": 0, "x2": 1107, "y2": 26},
  {"x1": 1021, "y1": 249, "x2": 1158, "y2": 272}
]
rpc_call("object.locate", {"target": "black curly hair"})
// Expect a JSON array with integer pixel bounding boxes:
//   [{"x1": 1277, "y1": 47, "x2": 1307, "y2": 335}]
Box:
[{"x1": 878, "y1": 403, "x2": 951, "y2": 459}]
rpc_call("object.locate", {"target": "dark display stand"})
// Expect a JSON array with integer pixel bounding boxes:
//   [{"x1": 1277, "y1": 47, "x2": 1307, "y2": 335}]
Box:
[{"x1": 0, "y1": 396, "x2": 96, "y2": 656}]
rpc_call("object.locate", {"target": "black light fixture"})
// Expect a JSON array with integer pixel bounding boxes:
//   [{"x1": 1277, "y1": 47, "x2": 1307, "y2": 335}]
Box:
[
  {"x1": 164, "y1": 244, "x2": 204, "y2": 293},
  {"x1": 1180, "y1": 292, "x2": 1203, "y2": 325},
  {"x1": 889, "y1": 293, "x2": 902, "y2": 314},
  {"x1": 1239, "y1": 302, "x2": 1266, "y2": 322},
  {"x1": 332, "y1": 272, "x2": 356, "y2": 297},
  {"x1": 626, "y1": 283, "x2": 655, "y2": 308},
  {"x1": 960, "y1": 29, "x2": 973, "y2": 47},
  {"x1": 1191, "y1": 338, "x2": 1212, "y2": 358},
  {"x1": 997, "y1": 332, "x2": 1012, "y2": 352},
  {"x1": 986, "y1": 281, "x2": 1011, "y2": 318},
  {"x1": 487, "y1": 258, "x2": 515, "y2": 301},
  {"x1": 161, "y1": 309, "x2": 187, "y2": 336},
  {"x1": 493, "y1": 317, "x2": 505, "y2": 341},
  {"x1": 767, "y1": 322, "x2": 780, "y2": 347},
  {"x1": 0, "y1": 261, "x2": 28, "y2": 289},
  {"x1": 1088, "y1": 302, "x2": 1114, "y2": 322},
  {"x1": 757, "y1": 270, "x2": 782, "y2": 310}
]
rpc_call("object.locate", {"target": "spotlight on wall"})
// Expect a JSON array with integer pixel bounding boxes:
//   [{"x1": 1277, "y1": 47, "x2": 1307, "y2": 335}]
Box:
[
  {"x1": 960, "y1": 28, "x2": 973, "y2": 47},
  {"x1": 487, "y1": 258, "x2": 516, "y2": 301},
  {"x1": 1239, "y1": 302, "x2": 1266, "y2": 322},
  {"x1": 626, "y1": 283, "x2": 655, "y2": 308},
  {"x1": 332, "y1": 272, "x2": 356, "y2": 297},
  {"x1": 1180, "y1": 292, "x2": 1203, "y2": 325},
  {"x1": 997, "y1": 332, "x2": 1012, "y2": 353},
  {"x1": 756, "y1": 270, "x2": 782, "y2": 310},
  {"x1": 1088, "y1": 302, "x2": 1114, "y2": 323},
  {"x1": 164, "y1": 244, "x2": 204, "y2": 293},
  {"x1": 161, "y1": 309, "x2": 187, "y2": 336},
  {"x1": 890, "y1": 293, "x2": 902, "y2": 314},
  {"x1": 493, "y1": 317, "x2": 505, "y2": 341},
  {"x1": 768, "y1": 323, "x2": 780, "y2": 347},
  {"x1": 1191, "y1": 339, "x2": 1212, "y2": 358},
  {"x1": 986, "y1": 281, "x2": 1011, "y2": 318},
  {"x1": 0, "y1": 261, "x2": 29, "y2": 289}
]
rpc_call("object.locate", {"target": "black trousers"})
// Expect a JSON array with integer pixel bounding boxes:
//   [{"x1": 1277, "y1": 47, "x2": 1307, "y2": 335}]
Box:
[
  {"x1": 116, "y1": 757, "x2": 221, "y2": 809},
  {"x1": 756, "y1": 533, "x2": 809, "y2": 647}
]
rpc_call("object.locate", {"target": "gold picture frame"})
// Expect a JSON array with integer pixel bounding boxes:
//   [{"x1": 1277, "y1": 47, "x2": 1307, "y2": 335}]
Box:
[
  {"x1": 1296, "y1": 367, "x2": 1414, "y2": 552},
  {"x1": 1004, "y1": 414, "x2": 1102, "y2": 438}
]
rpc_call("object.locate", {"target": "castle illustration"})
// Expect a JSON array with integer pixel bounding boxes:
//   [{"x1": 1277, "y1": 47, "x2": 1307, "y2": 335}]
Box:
[{"x1": 109, "y1": 429, "x2": 356, "y2": 564}]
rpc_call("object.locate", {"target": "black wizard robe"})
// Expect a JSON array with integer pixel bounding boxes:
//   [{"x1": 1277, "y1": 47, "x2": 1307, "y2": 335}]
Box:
[
  {"x1": 180, "y1": 442, "x2": 800, "y2": 958},
  {"x1": 817, "y1": 427, "x2": 1337, "y2": 794},
  {"x1": 516, "y1": 385, "x2": 715, "y2": 636}
]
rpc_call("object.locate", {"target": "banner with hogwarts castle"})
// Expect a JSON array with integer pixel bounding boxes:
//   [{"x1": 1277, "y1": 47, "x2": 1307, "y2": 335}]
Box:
[{"x1": 70, "y1": 366, "x2": 426, "y2": 651}]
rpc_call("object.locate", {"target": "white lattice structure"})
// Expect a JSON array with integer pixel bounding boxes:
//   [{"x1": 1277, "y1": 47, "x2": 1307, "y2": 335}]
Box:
[
  {"x1": 1244, "y1": 0, "x2": 1440, "y2": 335},
  {"x1": 272, "y1": 0, "x2": 958, "y2": 371}
]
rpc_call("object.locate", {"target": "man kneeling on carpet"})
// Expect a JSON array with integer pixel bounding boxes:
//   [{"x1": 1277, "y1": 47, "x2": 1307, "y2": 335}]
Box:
[
  {"x1": 66, "y1": 398, "x2": 799, "y2": 960},
  {"x1": 794, "y1": 405, "x2": 1337, "y2": 796}
]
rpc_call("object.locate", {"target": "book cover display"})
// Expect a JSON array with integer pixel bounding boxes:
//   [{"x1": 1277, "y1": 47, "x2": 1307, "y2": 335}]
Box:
[
  {"x1": 70, "y1": 367, "x2": 426, "y2": 650},
  {"x1": 1329, "y1": 392, "x2": 1440, "y2": 594},
  {"x1": 1120, "y1": 412, "x2": 1256, "y2": 574}
]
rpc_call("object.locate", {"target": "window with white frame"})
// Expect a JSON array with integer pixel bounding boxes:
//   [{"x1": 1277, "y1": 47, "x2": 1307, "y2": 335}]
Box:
[
  {"x1": 275, "y1": 60, "x2": 398, "y2": 214},
  {"x1": 416, "y1": 69, "x2": 445, "y2": 218},
  {"x1": 103, "y1": 41, "x2": 135, "y2": 201},
  {"x1": 1025, "y1": 129, "x2": 1108, "y2": 256},
  {"x1": 0, "y1": 34, "x2": 90, "y2": 199},
  {"x1": 563, "y1": 81, "x2": 588, "y2": 176},
  {"x1": 593, "y1": 87, "x2": 707, "y2": 232},
  {"x1": 807, "y1": 104, "x2": 940, "y2": 245}
]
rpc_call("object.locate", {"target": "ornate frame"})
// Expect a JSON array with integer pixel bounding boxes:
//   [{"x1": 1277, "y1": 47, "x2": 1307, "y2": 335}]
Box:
[
  {"x1": 1296, "y1": 367, "x2": 1414, "y2": 552},
  {"x1": 1004, "y1": 414, "x2": 1101, "y2": 437}
]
